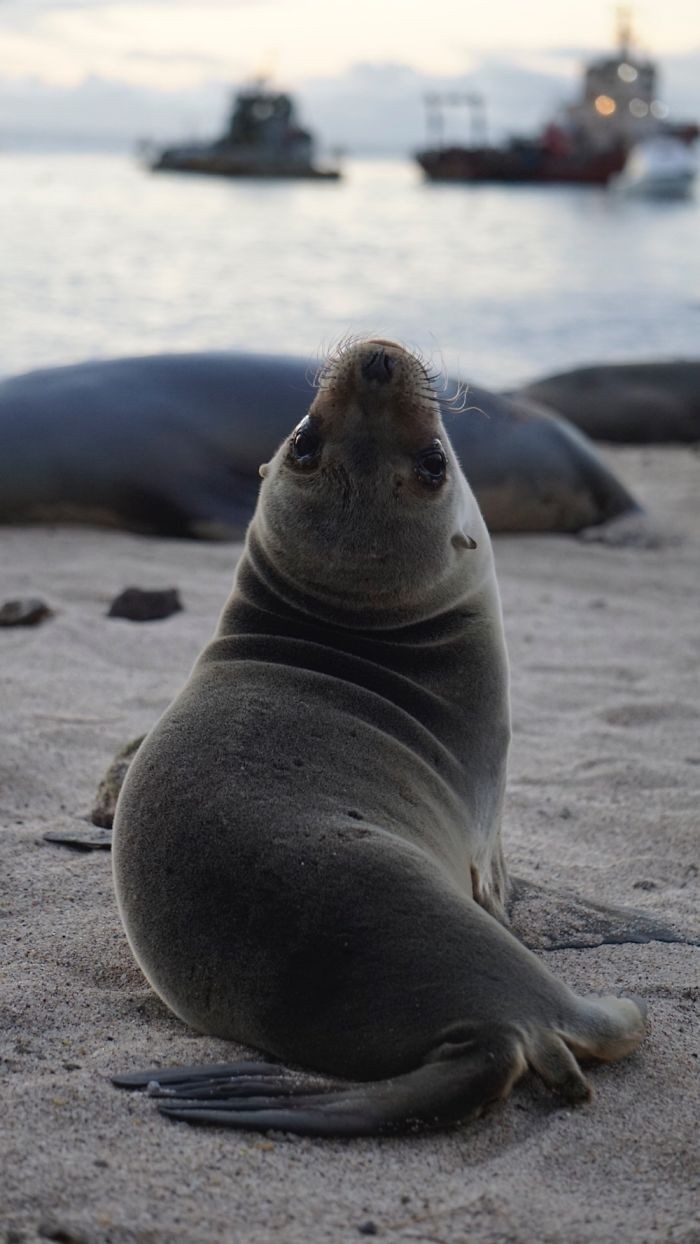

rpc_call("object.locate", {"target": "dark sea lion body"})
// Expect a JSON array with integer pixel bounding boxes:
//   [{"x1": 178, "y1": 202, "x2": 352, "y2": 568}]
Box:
[
  {"x1": 513, "y1": 360, "x2": 700, "y2": 444},
  {"x1": 0, "y1": 351, "x2": 640, "y2": 538},
  {"x1": 112, "y1": 341, "x2": 645, "y2": 1136}
]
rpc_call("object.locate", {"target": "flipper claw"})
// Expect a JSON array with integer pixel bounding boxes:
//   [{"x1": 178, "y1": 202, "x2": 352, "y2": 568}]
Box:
[{"x1": 112, "y1": 1060, "x2": 285, "y2": 1090}]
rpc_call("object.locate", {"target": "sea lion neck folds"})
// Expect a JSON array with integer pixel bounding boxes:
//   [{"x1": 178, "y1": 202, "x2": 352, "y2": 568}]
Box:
[{"x1": 112, "y1": 338, "x2": 647, "y2": 1137}]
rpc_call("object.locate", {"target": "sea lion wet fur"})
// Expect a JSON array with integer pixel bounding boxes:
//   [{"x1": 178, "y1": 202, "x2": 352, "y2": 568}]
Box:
[{"x1": 112, "y1": 339, "x2": 646, "y2": 1136}]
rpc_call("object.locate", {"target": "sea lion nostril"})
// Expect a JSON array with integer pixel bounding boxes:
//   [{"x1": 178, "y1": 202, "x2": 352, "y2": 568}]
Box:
[{"x1": 362, "y1": 349, "x2": 395, "y2": 384}]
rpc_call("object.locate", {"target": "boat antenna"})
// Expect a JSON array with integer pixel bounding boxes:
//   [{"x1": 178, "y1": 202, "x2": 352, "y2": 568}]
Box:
[
  {"x1": 255, "y1": 50, "x2": 278, "y2": 87},
  {"x1": 616, "y1": 4, "x2": 634, "y2": 56}
]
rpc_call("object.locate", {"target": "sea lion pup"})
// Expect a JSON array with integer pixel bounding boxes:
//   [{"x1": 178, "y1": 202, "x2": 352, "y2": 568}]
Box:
[{"x1": 112, "y1": 340, "x2": 646, "y2": 1137}]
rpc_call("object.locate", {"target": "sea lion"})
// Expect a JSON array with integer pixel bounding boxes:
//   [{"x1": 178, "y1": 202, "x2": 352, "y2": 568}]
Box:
[
  {"x1": 112, "y1": 339, "x2": 646, "y2": 1137},
  {"x1": 0, "y1": 350, "x2": 642, "y2": 539},
  {"x1": 512, "y1": 360, "x2": 700, "y2": 444}
]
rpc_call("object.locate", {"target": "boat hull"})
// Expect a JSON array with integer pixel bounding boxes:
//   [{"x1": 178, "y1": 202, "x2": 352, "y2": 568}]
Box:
[
  {"x1": 152, "y1": 153, "x2": 340, "y2": 180},
  {"x1": 416, "y1": 145, "x2": 627, "y2": 186}
]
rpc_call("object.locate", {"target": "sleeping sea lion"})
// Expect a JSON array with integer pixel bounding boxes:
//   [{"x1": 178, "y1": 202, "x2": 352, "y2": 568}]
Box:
[
  {"x1": 511, "y1": 360, "x2": 700, "y2": 444},
  {"x1": 0, "y1": 350, "x2": 643, "y2": 539}
]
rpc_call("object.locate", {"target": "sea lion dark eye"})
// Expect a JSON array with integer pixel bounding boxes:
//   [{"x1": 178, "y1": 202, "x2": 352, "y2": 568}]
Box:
[
  {"x1": 415, "y1": 441, "x2": 447, "y2": 488},
  {"x1": 290, "y1": 417, "x2": 321, "y2": 467}
]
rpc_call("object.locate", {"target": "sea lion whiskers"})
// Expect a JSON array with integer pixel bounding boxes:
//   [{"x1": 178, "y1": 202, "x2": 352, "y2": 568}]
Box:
[
  {"x1": 318, "y1": 335, "x2": 440, "y2": 401},
  {"x1": 440, "y1": 380, "x2": 470, "y2": 415},
  {"x1": 315, "y1": 331, "x2": 367, "y2": 383}
]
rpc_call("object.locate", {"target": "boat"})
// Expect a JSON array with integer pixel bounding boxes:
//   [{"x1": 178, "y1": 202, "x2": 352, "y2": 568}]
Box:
[
  {"x1": 151, "y1": 82, "x2": 340, "y2": 180},
  {"x1": 415, "y1": 12, "x2": 698, "y2": 187},
  {"x1": 612, "y1": 136, "x2": 697, "y2": 198}
]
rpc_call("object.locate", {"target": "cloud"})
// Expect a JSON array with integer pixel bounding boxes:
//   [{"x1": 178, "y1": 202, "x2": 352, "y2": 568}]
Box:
[
  {"x1": 298, "y1": 58, "x2": 582, "y2": 152},
  {"x1": 127, "y1": 50, "x2": 229, "y2": 67},
  {"x1": 1, "y1": 49, "x2": 698, "y2": 152},
  {"x1": 0, "y1": 0, "x2": 264, "y2": 11},
  {"x1": 0, "y1": 0, "x2": 278, "y2": 89},
  {"x1": 299, "y1": 51, "x2": 700, "y2": 152},
  {"x1": 0, "y1": 72, "x2": 230, "y2": 146}
]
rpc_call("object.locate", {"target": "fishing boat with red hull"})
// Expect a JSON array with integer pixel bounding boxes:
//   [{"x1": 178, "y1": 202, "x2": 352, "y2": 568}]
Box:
[{"x1": 416, "y1": 14, "x2": 697, "y2": 187}]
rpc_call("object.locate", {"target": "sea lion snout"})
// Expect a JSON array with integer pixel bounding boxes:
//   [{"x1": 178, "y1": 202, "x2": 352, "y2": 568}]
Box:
[
  {"x1": 318, "y1": 339, "x2": 423, "y2": 404},
  {"x1": 361, "y1": 346, "x2": 396, "y2": 385},
  {"x1": 312, "y1": 340, "x2": 440, "y2": 450}
]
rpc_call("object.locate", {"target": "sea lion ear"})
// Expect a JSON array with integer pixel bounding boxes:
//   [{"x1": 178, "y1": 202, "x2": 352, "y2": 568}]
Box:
[
  {"x1": 259, "y1": 462, "x2": 270, "y2": 479},
  {"x1": 452, "y1": 532, "x2": 478, "y2": 551}
]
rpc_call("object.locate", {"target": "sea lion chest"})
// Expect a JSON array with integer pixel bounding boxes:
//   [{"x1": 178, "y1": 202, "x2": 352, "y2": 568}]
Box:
[
  {"x1": 121, "y1": 605, "x2": 501, "y2": 876},
  {"x1": 113, "y1": 546, "x2": 509, "y2": 1050}
]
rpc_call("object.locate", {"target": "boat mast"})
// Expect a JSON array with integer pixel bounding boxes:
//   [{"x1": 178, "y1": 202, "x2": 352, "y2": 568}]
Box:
[{"x1": 424, "y1": 92, "x2": 487, "y2": 148}]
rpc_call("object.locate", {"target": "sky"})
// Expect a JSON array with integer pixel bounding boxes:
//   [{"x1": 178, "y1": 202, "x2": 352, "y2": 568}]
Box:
[{"x1": 1, "y1": 0, "x2": 699, "y2": 149}]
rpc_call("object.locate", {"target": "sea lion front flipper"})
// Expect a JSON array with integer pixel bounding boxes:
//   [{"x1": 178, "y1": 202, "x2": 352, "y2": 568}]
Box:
[
  {"x1": 43, "y1": 828, "x2": 113, "y2": 851},
  {"x1": 508, "y1": 877, "x2": 697, "y2": 951},
  {"x1": 91, "y1": 736, "x2": 146, "y2": 829}
]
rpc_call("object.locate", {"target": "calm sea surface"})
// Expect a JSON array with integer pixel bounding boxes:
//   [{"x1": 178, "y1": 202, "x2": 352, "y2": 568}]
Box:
[{"x1": 2, "y1": 152, "x2": 699, "y2": 388}]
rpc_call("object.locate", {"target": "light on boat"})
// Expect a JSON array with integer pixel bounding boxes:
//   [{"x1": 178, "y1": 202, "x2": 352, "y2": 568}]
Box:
[{"x1": 595, "y1": 95, "x2": 617, "y2": 116}]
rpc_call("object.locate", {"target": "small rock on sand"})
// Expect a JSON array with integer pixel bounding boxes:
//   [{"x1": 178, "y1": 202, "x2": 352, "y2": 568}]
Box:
[{"x1": 107, "y1": 587, "x2": 182, "y2": 622}]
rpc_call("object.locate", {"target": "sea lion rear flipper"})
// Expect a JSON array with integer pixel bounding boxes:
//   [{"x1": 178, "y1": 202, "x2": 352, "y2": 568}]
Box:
[
  {"x1": 112, "y1": 1022, "x2": 591, "y2": 1137},
  {"x1": 112, "y1": 1060, "x2": 288, "y2": 1089}
]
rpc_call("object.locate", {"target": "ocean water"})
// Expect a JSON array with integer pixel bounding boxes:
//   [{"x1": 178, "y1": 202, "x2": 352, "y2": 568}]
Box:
[{"x1": 2, "y1": 151, "x2": 699, "y2": 388}]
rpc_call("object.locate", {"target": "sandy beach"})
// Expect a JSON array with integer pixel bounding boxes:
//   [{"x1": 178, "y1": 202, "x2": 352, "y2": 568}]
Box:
[{"x1": 1, "y1": 443, "x2": 699, "y2": 1244}]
